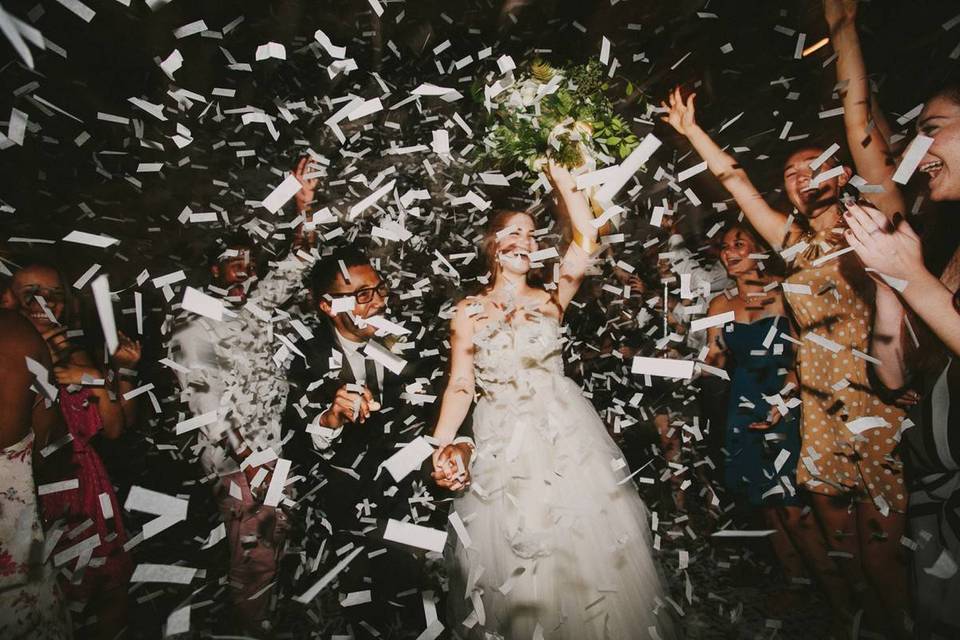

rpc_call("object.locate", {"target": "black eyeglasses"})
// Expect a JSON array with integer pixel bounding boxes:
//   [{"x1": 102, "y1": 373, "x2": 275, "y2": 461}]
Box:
[
  {"x1": 330, "y1": 281, "x2": 389, "y2": 304},
  {"x1": 18, "y1": 286, "x2": 66, "y2": 304}
]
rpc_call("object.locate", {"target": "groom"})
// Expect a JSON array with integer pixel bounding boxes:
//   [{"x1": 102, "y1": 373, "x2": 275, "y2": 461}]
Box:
[{"x1": 284, "y1": 245, "x2": 473, "y2": 631}]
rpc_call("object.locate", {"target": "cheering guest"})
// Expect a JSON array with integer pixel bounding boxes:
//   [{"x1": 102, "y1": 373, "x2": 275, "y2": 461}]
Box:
[
  {"x1": 663, "y1": 82, "x2": 910, "y2": 635},
  {"x1": 845, "y1": 80, "x2": 960, "y2": 639},
  {"x1": 169, "y1": 158, "x2": 316, "y2": 636}
]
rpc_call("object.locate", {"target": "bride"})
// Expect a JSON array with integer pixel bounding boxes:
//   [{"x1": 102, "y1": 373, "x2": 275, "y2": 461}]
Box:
[{"x1": 430, "y1": 161, "x2": 676, "y2": 639}]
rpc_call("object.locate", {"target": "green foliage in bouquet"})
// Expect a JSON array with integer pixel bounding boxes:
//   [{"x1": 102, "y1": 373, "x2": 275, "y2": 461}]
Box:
[{"x1": 479, "y1": 59, "x2": 645, "y2": 177}]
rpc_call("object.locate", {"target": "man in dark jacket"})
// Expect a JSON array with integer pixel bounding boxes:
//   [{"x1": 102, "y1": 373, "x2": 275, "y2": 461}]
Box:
[{"x1": 284, "y1": 245, "x2": 472, "y2": 636}]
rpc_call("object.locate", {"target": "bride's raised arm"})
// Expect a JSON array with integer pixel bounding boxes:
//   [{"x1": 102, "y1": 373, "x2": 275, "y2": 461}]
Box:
[{"x1": 547, "y1": 160, "x2": 597, "y2": 311}]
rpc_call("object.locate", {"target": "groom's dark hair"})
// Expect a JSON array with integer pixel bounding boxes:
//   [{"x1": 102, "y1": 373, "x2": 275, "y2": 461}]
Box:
[{"x1": 308, "y1": 246, "x2": 373, "y2": 296}]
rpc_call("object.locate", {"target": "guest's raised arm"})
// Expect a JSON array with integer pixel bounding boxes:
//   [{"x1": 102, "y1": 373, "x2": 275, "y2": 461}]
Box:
[
  {"x1": 661, "y1": 88, "x2": 802, "y2": 249},
  {"x1": 824, "y1": 0, "x2": 905, "y2": 218}
]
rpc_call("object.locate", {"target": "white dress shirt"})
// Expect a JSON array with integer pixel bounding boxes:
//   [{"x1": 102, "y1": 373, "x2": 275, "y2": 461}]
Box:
[{"x1": 308, "y1": 330, "x2": 384, "y2": 451}]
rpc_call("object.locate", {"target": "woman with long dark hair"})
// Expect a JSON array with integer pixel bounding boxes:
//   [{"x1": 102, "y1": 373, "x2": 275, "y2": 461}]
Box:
[
  {"x1": 845, "y1": 80, "x2": 960, "y2": 639},
  {"x1": 429, "y1": 161, "x2": 675, "y2": 639}
]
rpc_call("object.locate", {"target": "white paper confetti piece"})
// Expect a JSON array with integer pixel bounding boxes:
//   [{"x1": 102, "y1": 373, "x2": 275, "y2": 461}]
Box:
[
  {"x1": 131, "y1": 564, "x2": 197, "y2": 584},
  {"x1": 341, "y1": 590, "x2": 372, "y2": 607},
  {"x1": 38, "y1": 479, "x2": 79, "y2": 495},
  {"x1": 181, "y1": 287, "x2": 225, "y2": 321},
  {"x1": 165, "y1": 606, "x2": 190, "y2": 638},
  {"x1": 367, "y1": 0, "x2": 384, "y2": 17},
  {"x1": 809, "y1": 143, "x2": 840, "y2": 170},
  {"x1": 382, "y1": 436, "x2": 434, "y2": 482},
  {"x1": 864, "y1": 268, "x2": 908, "y2": 292},
  {"x1": 6, "y1": 108, "x2": 27, "y2": 145},
  {"x1": 845, "y1": 416, "x2": 890, "y2": 434},
  {"x1": 677, "y1": 161, "x2": 707, "y2": 182},
  {"x1": 599, "y1": 36, "x2": 611, "y2": 65},
  {"x1": 294, "y1": 546, "x2": 364, "y2": 603},
  {"x1": 255, "y1": 41, "x2": 286, "y2": 61},
  {"x1": 383, "y1": 519, "x2": 447, "y2": 553},
  {"x1": 330, "y1": 296, "x2": 356, "y2": 313},
  {"x1": 63, "y1": 230, "x2": 119, "y2": 248},
  {"x1": 804, "y1": 332, "x2": 843, "y2": 353},
  {"x1": 593, "y1": 133, "x2": 662, "y2": 206},
  {"x1": 125, "y1": 486, "x2": 189, "y2": 519},
  {"x1": 350, "y1": 179, "x2": 396, "y2": 219},
  {"x1": 0, "y1": 5, "x2": 44, "y2": 69},
  {"x1": 174, "y1": 410, "x2": 218, "y2": 435},
  {"x1": 923, "y1": 549, "x2": 958, "y2": 579},
  {"x1": 261, "y1": 174, "x2": 302, "y2": 214},
  {"x1": 55, "y1": 0, "x2": 95, "y2": 22},
  {"x1": 159, "y1": 49, "x2": 183, "y2": 80},
  {"x1": 631, "y1": 356, "x2": 695, "y2": 379},
  {"x1": 362, "y1": 314, "x2": 411, "y2": 336},
  {"x1": 72, "y1": 263, "x2": 101, "y2": 290},
  {"x1": 689, "y1": 311, "x2": 735, "y2": 333},
  {"x1": 448, "y1": 511, "x2": 472, "y2": 549},
  {"x1": 711, "y1": 529, "x2": 777, "y2": 538},
  {"x1": 893, "y1": 135, "x2": 934, "y2": 184},
  {"x1": 173, "y1": 19, "x2": 207, "y2": 39},
  {"x1": 263, "y1": 458, "x2": 291, "y2": 507},
  {"x1": 91, "y1": 275, "x2": 119, "y2": 355},
  {"x1": 347, "y1": 97, "x2": 383, "y2": 121},
  {"x1": 314, "y1": 29, "x2": 346, "y2": 58},
  {"x1": 364, "y1": 339, "x2": 406, "y2": 375}
]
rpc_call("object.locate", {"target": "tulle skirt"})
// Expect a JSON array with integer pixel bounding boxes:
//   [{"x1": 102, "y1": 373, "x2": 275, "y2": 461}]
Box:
[{"x1": 444, "y1": 374, "x2": 676, "y2": 640}]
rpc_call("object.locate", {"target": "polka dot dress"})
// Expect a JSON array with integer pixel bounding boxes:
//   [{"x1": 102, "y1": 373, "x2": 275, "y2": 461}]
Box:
[{"x1": 782, "y1": 228, "x2": 906, "y2": 512}]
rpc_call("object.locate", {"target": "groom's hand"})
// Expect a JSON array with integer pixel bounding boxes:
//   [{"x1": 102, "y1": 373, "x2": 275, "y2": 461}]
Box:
[
  {"x1": 431, "y1": 443, "x2": 472, "y2": 491},
  {"x1": 321, "y1": 384, "x2": 381, "y2": 428}
]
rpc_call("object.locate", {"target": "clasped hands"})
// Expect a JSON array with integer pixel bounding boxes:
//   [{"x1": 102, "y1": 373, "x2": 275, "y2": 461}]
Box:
[{"x1": 431, "y1": 442, "x2": 473, "y2": 492}]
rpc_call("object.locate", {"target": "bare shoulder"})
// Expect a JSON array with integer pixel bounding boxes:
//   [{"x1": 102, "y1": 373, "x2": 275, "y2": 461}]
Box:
[
  {"x1": 0, "y1": 310, "x2": 46, "y2": 358},
  {"x1": 451, "y1": 296, "x2": 485, "y2": 332},
  {"x1": 706, "y1": 292, "x2": 732, "y2": 316}
]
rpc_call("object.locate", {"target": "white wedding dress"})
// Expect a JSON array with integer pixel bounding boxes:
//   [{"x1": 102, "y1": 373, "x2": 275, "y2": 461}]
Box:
[{"x1": 445, "y1": 314, "x2": 676, "y2": 640}]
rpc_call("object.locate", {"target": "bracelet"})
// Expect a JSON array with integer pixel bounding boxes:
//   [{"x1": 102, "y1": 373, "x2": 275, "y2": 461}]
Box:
[
  {"x1": 452, "y1": 436, "x2": 476, "y2": 451},
  {"x1": 572, "y1": 229, "x2": 599, "y2": 254}
]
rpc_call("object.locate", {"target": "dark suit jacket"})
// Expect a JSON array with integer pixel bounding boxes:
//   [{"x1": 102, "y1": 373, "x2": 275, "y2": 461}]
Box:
[
  {"x1": 284, "y1": 319, "x2": 471, "y2": 529},
  {"x1": 282, "y1": 319, "x2": 472, "y2": 620}
]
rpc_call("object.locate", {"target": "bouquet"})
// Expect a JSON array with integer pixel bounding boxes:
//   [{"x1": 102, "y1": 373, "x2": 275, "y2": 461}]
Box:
[{"x1": 478, "y1": 59, "x2": 645, "y2": 180}]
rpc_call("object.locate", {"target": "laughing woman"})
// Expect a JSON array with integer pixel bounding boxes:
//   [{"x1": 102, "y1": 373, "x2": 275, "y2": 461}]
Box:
[{"x1": 845, "y1": 81, "x2": 960, "y2": 639}]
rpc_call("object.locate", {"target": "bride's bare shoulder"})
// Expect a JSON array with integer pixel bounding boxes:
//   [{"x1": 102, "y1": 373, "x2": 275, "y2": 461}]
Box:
[{"x1": 452, "y1": 294, "x2": 491, "y2": 321}]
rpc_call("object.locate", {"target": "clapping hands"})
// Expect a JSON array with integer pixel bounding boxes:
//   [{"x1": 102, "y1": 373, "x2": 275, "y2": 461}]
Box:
[{"x1": 843, "y1": 204, "x2": 924, "y2": 286}]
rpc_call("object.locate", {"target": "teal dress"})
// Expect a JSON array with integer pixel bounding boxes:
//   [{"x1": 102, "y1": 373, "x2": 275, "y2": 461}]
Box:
[{"x1": 722, "y1": 316, "x2": 802, "y2": 506}]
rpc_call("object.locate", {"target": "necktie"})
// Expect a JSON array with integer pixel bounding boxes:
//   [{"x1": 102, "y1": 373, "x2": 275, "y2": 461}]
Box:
[{"x1": 363, "y1": 356, "x2": 380, "y2": 403}]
